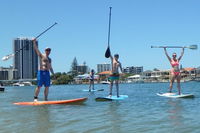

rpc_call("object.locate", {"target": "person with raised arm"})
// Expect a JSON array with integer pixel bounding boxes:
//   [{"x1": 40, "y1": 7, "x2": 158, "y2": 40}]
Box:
[
  {"x1": 33, "y1": 39, "x2": 54, "y2": 101},
  {"x1": 109, "y1": 53, "x2": 123, "y2": 97},
  {"x1": 164, "y1": 47, "x2": 184, "y2": 95}
]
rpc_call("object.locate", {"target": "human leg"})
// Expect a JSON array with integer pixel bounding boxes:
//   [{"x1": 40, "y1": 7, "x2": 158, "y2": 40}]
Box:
[
  {"x1": 109, "y1": 81, "x2": 113, "y2": 96},
  {"x1": 34, "y1": 86, "x2": 41, "y2": 101},
  {"x1": 176, "y1": 75, "x2": 181, "y2": 95},
  {"x1": 92, "y1": 80, "x2": 94, "y2": 90},
  {"x1": 115, "y1": 80, "x2": 119, "y2": 97},
  {"x1": 169, "y1": 75, "x2": 175, "y2": 92},
  {"x1": 89, "y1": 81, "x2": 92, "y2": 91},
  {"x1": 44, "y1": 87, "x2": 49, "y2": 101}
]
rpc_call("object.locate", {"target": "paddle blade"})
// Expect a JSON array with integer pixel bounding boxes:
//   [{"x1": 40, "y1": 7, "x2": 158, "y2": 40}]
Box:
[
  {"x1": 2, "y1": 54, "x2": 14, "y2": 61},
  {"x1": 188, "y1": 45, "x2": 198, "y2": 50},
  {"x1": 105, "y1": 46, "x2": 111, "y2": 58}
]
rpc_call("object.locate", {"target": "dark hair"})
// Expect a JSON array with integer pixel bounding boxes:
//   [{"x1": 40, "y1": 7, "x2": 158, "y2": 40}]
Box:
[
  {"x1": 114, "y1": 54, "x2": 119, "y2": 58},
  {"x1": 172, "y1": 53, "x2": 177, "y2": 56}
]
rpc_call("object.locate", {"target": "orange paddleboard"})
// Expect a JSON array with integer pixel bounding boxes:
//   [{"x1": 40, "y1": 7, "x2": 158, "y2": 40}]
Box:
[{"x1": 13, "y1": 97, "x2": 87, "y2": 106}]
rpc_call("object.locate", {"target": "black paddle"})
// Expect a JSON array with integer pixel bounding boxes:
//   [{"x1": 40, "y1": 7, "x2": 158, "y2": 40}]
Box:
[
  {"x1": 151, "y1": 45, "x2": 198, "y2": 50},
  {"x1": 105, "y1": 7, "x2": 112, "y2": 58}
]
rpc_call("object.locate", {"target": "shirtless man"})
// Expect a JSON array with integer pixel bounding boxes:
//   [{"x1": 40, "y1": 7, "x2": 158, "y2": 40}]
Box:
[
  {"x1": 33, "y1": 39, "x2": 54, "y2": 101},
  {"x1": 109, "y1": 54, "x2": 123, "y2": 97}
]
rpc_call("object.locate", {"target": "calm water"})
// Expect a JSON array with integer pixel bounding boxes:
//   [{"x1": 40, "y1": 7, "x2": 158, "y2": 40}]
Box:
[{"x1": 0, "y1": 82, "x2": 200, "y2": 133}]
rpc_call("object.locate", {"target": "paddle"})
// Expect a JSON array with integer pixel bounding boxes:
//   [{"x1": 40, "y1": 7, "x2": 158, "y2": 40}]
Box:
[
  {"x1": 105, "y1": 7, "x2": 112, "y2": 58},
  {"x1": 2, "y1": 22, "x2": 58, "y2": 61},
  {"x1": 151, "y1": 45, "x2": 198, "y2": 50}
]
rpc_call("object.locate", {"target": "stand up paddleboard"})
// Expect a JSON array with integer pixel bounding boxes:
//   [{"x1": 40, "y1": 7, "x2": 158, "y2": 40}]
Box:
[
  {"x1": 13, "y1": 97, "x2": 87, "y2": 106},
  {"x1": 82, "y1": 89, "x2": 104, "y2": 92},
  {"x1": 157, "y1": 93, "x2": 194, "y2": 98},
  {"x1": 95, "y1": 95, "x2": 128, "y2": 101}
]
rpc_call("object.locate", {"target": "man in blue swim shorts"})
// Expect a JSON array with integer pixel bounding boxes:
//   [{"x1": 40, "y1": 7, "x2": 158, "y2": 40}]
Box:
[{"x1": 33, "y1": 39, "x2": 55, "y2": 101}]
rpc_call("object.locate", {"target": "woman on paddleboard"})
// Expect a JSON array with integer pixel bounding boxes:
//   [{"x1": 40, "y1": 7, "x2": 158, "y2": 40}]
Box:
[
  {"x1": 164, "y1": 47, "x2": 184, "y2": 95},
  {"x1": 89, "y1": 69, "x2": 95, "y2": 91}
]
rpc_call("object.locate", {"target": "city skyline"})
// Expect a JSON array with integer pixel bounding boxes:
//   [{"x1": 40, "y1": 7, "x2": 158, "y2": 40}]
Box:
[{"x1": 1, "y1": 0, "x2": 200, "y2": 73}]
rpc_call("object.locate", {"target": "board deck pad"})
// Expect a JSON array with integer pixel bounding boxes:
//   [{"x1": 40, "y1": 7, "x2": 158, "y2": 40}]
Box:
[
  {"x1": 13, "y1": 97, "x2": 87, "y2": 106},
  {"x1": 96, "y1": 95, "x2": 128, "y2": 101},
  {"x1": 82, "y1": 89, "x2": 104, "y2": 92},
  {"x1": 157, "y1": 93, "x2": 194, "y2": 98}
]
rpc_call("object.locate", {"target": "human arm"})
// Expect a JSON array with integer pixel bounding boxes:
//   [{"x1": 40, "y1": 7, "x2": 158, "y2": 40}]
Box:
[
  {"x1": 49, "y1": 61, "x2": 55, "y2": 75},
  {"x1": 119, "y1": 62, "x2": 123, "y2": 73},
  {"x1": 164, "y1": 47, "x2": 171, "y2": 62},
  {"x1": 178, "y1": 48, "x2": 184, "y2": 61},
  {"x1": 33, "y1": 39, "x2": 43, "y2": 58},
  {"x1": 109, "y1": 54, "x2": 114, "y2": 72}
]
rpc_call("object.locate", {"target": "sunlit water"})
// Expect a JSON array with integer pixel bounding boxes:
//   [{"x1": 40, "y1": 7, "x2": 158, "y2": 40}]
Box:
[{"x1": 0, "y1": 82, "x2": 200, "y2": 133}]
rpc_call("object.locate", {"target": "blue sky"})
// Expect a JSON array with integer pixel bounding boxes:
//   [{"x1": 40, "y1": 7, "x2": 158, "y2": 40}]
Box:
[{"x1": 0, "y1": 0, "x2": 200, "y2": 73}]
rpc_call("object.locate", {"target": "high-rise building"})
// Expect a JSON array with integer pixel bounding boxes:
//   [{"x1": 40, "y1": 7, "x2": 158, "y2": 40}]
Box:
[
  {"x1": 77, "y1": 65, "x2": 89, "y2": 74},
  {"x1": 97, "y1": 63, "x2": 111, "y2": 73},
  {"x1": 76, "y1": 62, "x2": 89, "y2": 74},
  {"x1": 13, "y1": 38, "x2": 38, "y2": 79}
]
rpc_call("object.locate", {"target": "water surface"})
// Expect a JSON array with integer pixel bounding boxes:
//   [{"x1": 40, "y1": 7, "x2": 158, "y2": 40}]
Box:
[{"x1": 0, "y1": 82, "x2": 200, "y2": 133}]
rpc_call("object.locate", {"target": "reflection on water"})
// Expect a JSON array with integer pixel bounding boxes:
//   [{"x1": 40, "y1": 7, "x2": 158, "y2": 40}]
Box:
[
  {"x1": 166, "y1": 99, "x2": 184, "y2": 130},
  {"x1": 33, "y1": 106, "x2": 53, "y2": 133},
  {"x1": 107, "y1": 102, "x2": 122, "y2": 132}
]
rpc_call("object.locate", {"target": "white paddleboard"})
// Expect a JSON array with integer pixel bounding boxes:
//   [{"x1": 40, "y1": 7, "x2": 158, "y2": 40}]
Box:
[
  {"x1": 157, "y1": 93, "x2": 194, "y2": 98},
  {"x1": 82, "y1": 89, "x2": 104, "y2": 92},
  {"x1": 95, "y1": 95, "x2": 128, "y2": 101}
]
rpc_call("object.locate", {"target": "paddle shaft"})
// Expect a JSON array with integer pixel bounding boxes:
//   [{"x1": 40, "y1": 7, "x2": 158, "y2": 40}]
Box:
[
  {"x1": 107, "y1": 7, "x2": 112, "y2": 47},
  {"x1": 151, "y1": 46, "x2": 185, "y2": 48},
  {"x1": 15, "y1": 22, "x2": 57, "y2": 53}
]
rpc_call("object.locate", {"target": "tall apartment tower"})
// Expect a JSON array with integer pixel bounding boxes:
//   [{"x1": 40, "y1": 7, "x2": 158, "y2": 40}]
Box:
[
  {"x1": 13, "y1": 38, "x2": 38, "y2": 79},
  {"x1": 97, "y1": 63, "x2": 111, "y2": 73}
]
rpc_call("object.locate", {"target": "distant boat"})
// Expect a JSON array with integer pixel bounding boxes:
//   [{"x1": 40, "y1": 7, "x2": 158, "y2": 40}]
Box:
[
  {"x1": 0, "y1": 83, "x2": 5, "y2": 91},
  {"x1": 0, "y1": 87, "x2": 4, "y2": 91},
  {"x1": 13, "y1": 82, "x2": 33, "y2": 86},
  {"x1": 100, "y1": 80, "x2": 110, "y2": 84}
]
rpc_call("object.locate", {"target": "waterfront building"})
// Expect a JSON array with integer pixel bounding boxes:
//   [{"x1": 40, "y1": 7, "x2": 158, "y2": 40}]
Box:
[
  {"x1": 13, "y1": 38, "x2": 38, "y2": 79},
  {"x1": 0, "y1": 66, "x2": 17, "y2": 80},
  {"x1": 98, "y1": 71, "x2": 111, "y2": 81},
  {"x1": 74, "y1": 74, "x2": 99, "y2": 84},
  {"x1": 97, "y1": 63, "x2": 111, "y2": 73},
  {"x1": 76, "y1": 62, "x2": 89, "y2": 75},
  {"x1": 123, "y1": 66, "x2": 143, "y2": 74},
  {"x1": 141, "y1": 68, "x2": 196, "y2": 82}
]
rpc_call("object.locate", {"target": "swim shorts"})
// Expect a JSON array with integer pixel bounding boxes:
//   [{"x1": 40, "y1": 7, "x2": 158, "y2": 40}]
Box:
[
  {"x1": 109, "y1": 73, "x2": 120, "y2": 81},
  {"x1": 37, "y1": 70, "x2": 50, "y2": 87}
]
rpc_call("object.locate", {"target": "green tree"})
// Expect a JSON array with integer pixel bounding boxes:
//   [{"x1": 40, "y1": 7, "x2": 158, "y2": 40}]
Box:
[
  {"x1": 70, "y1": 57, "x2": 78, "y2": 77},
  {"x1": 51, "y1": 72, "x2": 74, "y2": 85}
]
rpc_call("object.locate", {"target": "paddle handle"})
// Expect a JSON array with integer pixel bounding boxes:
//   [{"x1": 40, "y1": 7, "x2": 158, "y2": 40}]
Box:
[{"x1": 151, "y1": 45, "x2": 198, "y2": 49}]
